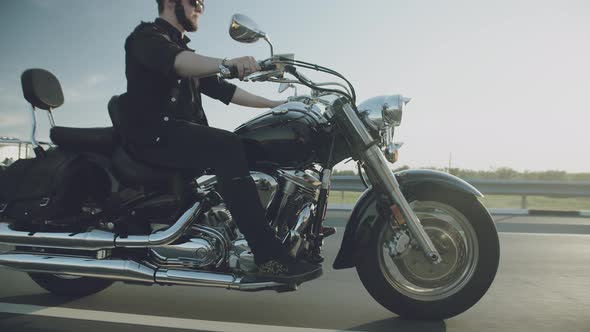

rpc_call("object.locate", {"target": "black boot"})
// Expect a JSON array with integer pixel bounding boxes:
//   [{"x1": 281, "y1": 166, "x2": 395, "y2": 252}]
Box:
[{"x1": 218, "y1": 176, "x2": 323, "y2": 284}]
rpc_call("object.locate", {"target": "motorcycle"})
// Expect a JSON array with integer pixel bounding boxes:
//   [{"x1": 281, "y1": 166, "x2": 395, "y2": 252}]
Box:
[{"x1": 0, "y1": 14, "x2": 499, "y2": 320}]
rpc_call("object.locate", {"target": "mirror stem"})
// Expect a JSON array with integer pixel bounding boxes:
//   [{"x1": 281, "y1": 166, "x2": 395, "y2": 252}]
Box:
[{"x1": 264, "y1": 36, "x2": 274, "y2": 57}]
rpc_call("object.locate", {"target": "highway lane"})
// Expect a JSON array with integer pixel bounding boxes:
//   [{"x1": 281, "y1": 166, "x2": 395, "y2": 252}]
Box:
[{"x1": 0, "y1": 212, "x2": 589, "y2": 332}]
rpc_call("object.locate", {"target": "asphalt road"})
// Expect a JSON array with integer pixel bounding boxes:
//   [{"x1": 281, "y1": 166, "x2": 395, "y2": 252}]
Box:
[{"x1": 0, "y1": 212, "x2": 589, "y2": 332}]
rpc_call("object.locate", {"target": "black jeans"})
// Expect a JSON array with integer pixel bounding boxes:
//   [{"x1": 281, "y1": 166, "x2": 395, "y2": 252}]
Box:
[{"x1": 131, "y1": 120, "x2": 284, "y2": 264}]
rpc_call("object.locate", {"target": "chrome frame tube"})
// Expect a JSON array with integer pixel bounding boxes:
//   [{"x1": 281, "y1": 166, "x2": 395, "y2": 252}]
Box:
[
  {"x1": 115, "y1": 202, "x2": 202, "y2": 247},
  {"x1": 29, "y1": 105, "x2": 39, "y2": 149},
  {"x1": 46, "y1": 109, "x2": 56, "y2": 128},
  {"x1": 341, "y1": 103, "x2": 442, "y2": 264}
]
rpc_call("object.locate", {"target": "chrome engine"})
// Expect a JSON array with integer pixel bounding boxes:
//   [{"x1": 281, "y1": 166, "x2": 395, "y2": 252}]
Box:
[
  {"x1": 151, "y1": 170, "x2": 321, "y2": 272},
  {"x1": 150, "y1": 206, "x2": 234, "y2": 270},
  {"x1": 273, "y1": 170, "x2": 321, "y2": 257}
]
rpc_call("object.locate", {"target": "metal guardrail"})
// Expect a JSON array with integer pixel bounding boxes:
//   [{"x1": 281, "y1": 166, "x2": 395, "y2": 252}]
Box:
[
  {"x1": 330, "y1": 175, "x2": 590, "y2": 209},
  {"x1": 2, "y1": 139, "x2": 589, "y2": 210}
]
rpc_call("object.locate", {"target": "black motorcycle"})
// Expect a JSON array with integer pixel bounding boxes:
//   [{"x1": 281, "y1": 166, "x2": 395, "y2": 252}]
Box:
[{"x1": 0, "y1": 15, "x2": 499, "y2": 320}]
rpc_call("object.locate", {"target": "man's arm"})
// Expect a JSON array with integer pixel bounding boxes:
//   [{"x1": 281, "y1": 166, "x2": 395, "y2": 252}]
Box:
[
  {"x1": 175, "y1": 52, "x2": 260, "y2": 79},
  {"x1": 231, "y1": 87, "x2": 285, "y2": 108},
  {"x1": 174, "y1": 51, "x2": 223, "y2": 77}
]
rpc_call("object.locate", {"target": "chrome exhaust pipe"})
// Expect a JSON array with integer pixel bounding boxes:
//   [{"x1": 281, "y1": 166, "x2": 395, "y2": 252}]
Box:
[
  {"x1": 0, "y1": 253, "x2": 155, "y2": 283},
  {"x1": 0, "y1": 252, "x2": 287, "y2": 291},
  {"x1": 0, "y1": 202, "x2": 202, "y2": 250}
]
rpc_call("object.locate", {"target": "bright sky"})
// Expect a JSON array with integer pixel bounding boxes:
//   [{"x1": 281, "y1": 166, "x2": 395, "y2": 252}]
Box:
[{"x1": 1, "y1": 0, "x2": 589, "y2": 172}]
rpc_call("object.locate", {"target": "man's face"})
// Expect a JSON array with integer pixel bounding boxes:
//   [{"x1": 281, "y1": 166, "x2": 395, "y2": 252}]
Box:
[{"x1": 181, "y1": 0, "x2": 205, "y2": 32}]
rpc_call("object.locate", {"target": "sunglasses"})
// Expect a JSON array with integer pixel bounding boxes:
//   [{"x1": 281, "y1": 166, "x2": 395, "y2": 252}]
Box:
[{"x1": 188, "y1": 0, "x2": 205, "y2": 12}]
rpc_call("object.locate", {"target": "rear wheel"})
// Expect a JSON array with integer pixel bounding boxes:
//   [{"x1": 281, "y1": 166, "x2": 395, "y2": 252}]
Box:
[
  {"x1": 356, "y1": 189, "x2": 500, "y2": 320},
  {"x1": 28, "y1": 273, "x2": 114, "y2": 298}
]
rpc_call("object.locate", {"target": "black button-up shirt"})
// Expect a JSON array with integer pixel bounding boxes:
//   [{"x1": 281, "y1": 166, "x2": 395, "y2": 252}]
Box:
[{"x1": 121, "y1": 18, "x2": 237, "y2": 146}]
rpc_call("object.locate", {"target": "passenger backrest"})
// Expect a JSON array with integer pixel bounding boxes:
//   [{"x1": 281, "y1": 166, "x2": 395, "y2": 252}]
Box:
[{"x1": 21, "y1": 69, "x2": 64, "y2": 111}]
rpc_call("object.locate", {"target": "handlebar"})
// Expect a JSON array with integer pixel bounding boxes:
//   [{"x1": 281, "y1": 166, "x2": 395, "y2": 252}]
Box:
[{"x1": 219, "y1": 59, "x2": 278, "y2": 80}]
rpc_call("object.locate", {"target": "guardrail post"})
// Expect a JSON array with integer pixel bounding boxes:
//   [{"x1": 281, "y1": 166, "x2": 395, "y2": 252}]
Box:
[{"x1": 521, "y1": 196, "x2": 528, "y2": 209}]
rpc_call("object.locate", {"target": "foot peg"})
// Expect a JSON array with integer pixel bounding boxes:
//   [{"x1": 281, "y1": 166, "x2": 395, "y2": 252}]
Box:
[
  {"x1": 275, "y1": 283, "x2": 298, "y2": 293},
  {"x1": 322, "y1": 227, "x2": 337, "y2": 238}
]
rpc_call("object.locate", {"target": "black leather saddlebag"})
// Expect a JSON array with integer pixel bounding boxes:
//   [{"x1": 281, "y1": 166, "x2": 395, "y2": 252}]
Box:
[{"x1": 0, "y1": 148, "x2": 100, "y2": 226}]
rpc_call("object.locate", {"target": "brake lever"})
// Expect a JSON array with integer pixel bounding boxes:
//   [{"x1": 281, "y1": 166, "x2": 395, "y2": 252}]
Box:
[{"x1": 244, "y1": 70, "x2": 283, "y2": 82}]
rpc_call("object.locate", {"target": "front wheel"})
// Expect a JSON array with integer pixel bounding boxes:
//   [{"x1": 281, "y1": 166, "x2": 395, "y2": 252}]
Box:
[
  {"x1": 28, "y1": 273, "x2": 114, "y2": 298},
  {"x1": 356, "y1": 189, "x2": 500, "y2": 320}
]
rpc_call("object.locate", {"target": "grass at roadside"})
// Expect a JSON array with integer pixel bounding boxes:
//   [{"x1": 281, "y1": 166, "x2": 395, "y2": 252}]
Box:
[{"x1": 328, "y1": 191, "x2": 590, "y2": 211}]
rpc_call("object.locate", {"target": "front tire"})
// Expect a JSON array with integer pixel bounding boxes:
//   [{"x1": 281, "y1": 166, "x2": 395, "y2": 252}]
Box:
[
  {"x1": 28, "y1": 273, "x2": 114, "y2": 298},
  {"x1": 356, "y1": 189, "x2": 500, "y2": 320}
]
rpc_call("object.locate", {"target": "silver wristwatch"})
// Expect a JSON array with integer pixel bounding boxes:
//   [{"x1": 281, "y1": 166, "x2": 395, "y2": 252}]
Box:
[
  {"x1": 219, "y1": 58, "x2": 232, "y2": 78},
  {"x1": 219, "y1": 64, "x2": 231, "y2": 78}
]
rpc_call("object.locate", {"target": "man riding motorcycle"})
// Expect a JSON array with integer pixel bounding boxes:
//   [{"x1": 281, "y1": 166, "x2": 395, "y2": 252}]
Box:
[{"x1": 121, "y1": 0, "x2": 322, "y2": 283}]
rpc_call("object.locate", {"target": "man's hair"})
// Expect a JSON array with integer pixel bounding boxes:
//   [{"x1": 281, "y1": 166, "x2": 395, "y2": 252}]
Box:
[{"x1": 156, "y1": 0, "x2": 164, "y2": 14}]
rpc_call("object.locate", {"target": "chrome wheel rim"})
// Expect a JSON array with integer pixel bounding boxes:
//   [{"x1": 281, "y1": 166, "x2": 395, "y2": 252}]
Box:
[{"x1": 378, "y1": 200, "x2": 479, "y2": 301}]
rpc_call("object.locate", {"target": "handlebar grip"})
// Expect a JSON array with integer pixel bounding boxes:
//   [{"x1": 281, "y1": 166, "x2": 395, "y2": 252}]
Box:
[
  {"x1": 258, "y1": 60, "x2": 277, "y2": 72},
  {"x1": 229, "y1": 66, "x2": 239, "y2": 79}
]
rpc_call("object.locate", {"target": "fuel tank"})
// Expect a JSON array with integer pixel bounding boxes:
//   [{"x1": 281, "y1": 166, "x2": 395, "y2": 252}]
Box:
[{"x1": 234, "y1": 102, "x2": 329, "y2": 169}]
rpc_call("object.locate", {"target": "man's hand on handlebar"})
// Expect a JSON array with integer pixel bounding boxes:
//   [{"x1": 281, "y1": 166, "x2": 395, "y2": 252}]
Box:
[{"x1": 225, "y1": 56, "x2": 261, "y2": 80}]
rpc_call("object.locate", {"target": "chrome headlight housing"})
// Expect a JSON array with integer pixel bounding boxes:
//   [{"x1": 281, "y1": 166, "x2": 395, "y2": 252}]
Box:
[
  {"x1": 358, "y1": 95, "x2": 411, "y2": 130},
  {"x1": 358, "y1": 95, "x2": 411, "y2": 163}
]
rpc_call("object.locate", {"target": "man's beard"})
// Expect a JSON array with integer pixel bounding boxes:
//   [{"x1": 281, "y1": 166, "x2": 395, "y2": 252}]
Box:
[{"x1": 185, "y1": 17, "x2": 198, "y2": 32}]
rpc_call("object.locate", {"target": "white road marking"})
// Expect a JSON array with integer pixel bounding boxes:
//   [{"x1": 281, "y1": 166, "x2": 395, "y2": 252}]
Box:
[
  {"x1": 500, "y1": 232, "x2": 590, "y2": 237},
  {"x1": 0, "y1": 302, "x2": 360, "y2": 332}
]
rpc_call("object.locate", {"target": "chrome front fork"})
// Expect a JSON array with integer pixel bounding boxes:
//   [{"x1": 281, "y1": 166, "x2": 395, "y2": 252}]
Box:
[{"x1": 341, "y1": 103, "x2": 442, "y2": 264}]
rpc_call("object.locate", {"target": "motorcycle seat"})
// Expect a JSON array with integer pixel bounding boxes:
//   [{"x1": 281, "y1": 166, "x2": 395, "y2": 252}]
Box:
[
  {"x1": 50, "y1": 127, "x2": 117, "y2": 155},
  {"x1": 111, "y1": 146, "x2": 187, "y2": 194}
]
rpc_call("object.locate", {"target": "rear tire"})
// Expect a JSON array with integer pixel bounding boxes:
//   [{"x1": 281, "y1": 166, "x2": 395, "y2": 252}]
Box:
[
  {"x1": 356, "y1": 189, "x2": 500, "y2": 320},
  {"x1": 28, "y1": 273, "x2": 114, "y2": 298}
]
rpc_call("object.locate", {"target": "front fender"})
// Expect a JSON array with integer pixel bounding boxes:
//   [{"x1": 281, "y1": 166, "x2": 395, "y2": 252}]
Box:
[{"x1": 332, "y1": 169, "x2": 482, "y2": 270}]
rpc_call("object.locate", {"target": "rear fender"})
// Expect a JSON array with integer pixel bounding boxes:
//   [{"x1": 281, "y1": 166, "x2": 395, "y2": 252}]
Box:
[{"x1": 332, "y1": 169, "x2": 482, "y2": 269}]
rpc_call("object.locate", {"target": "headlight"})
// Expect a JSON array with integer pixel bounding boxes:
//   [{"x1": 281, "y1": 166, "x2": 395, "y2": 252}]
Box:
[
  {"x1": 358, "y1": 95, "x2": 411, "y2": 130},
  {"x1": 358, "y1": 95, "x2": 410, "y2": 163}
]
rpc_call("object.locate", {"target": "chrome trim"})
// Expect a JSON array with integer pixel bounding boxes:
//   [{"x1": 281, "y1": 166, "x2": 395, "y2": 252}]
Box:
[
  {"x1": 358, "y1": 95, "x2": 411, "y2": 129},
  {"x1": 193, "y1": 225, "x2": 230, "y2": 268},
  {"x1": 114, "y1": 202, "x2": 202, "y2": 247},
  {"x1": 0, "y1": 252, "x2": 289, "y2": 291},
  {"x1": 283, "y1": 203, "x2": 313, "y2": 257},
  {"x1": 155, "y1": 269, "x2": 238, "y2": 288},
  {"x1": 0, "y1": 201, "x2": 202, "y2": 250},
  {"x1": 196, "y1": 172, "x2": 278, "y2": 210},
  {"x1": 29, "y1": 105, "x2": 39, "y2": 149},
  {"x1": 342, "y1": 103, "x2": 374, "y2": 146},
  {"x1": 339, "y1": 102, "x2": 441, "y2": 263},
  {"x1": 362, "y1": 145, "x2": 442, "y2": 264},
  {"x1": 46, "y1": 110, "x2": 56, "y2": 128},
  {"x1": 278, "y1": 170, "x2": 321, "y2": 195},
  {"x1": 0, "y1": 223, "x2": 116, "y2": 250},
  {"x1": 252, "y1": 172, "x2": 279, "y2": 210},
  {"x1": 149, "y1": 237, "x2": 218, "y2": 269},
  {"x1": 0, "y1": 253, "x2": 155, "y2": 283},
  {"x1": 321, "y1": 169, "x2": 332, "y2": 190}
]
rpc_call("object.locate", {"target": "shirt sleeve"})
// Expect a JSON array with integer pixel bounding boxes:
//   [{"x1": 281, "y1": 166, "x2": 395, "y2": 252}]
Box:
[
  {"x1": 127, "y1": 25, "x2": 185, "y2": 78},
  {"x1": 199, "y1": 76, "x2": 238, "y2": 105}
]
